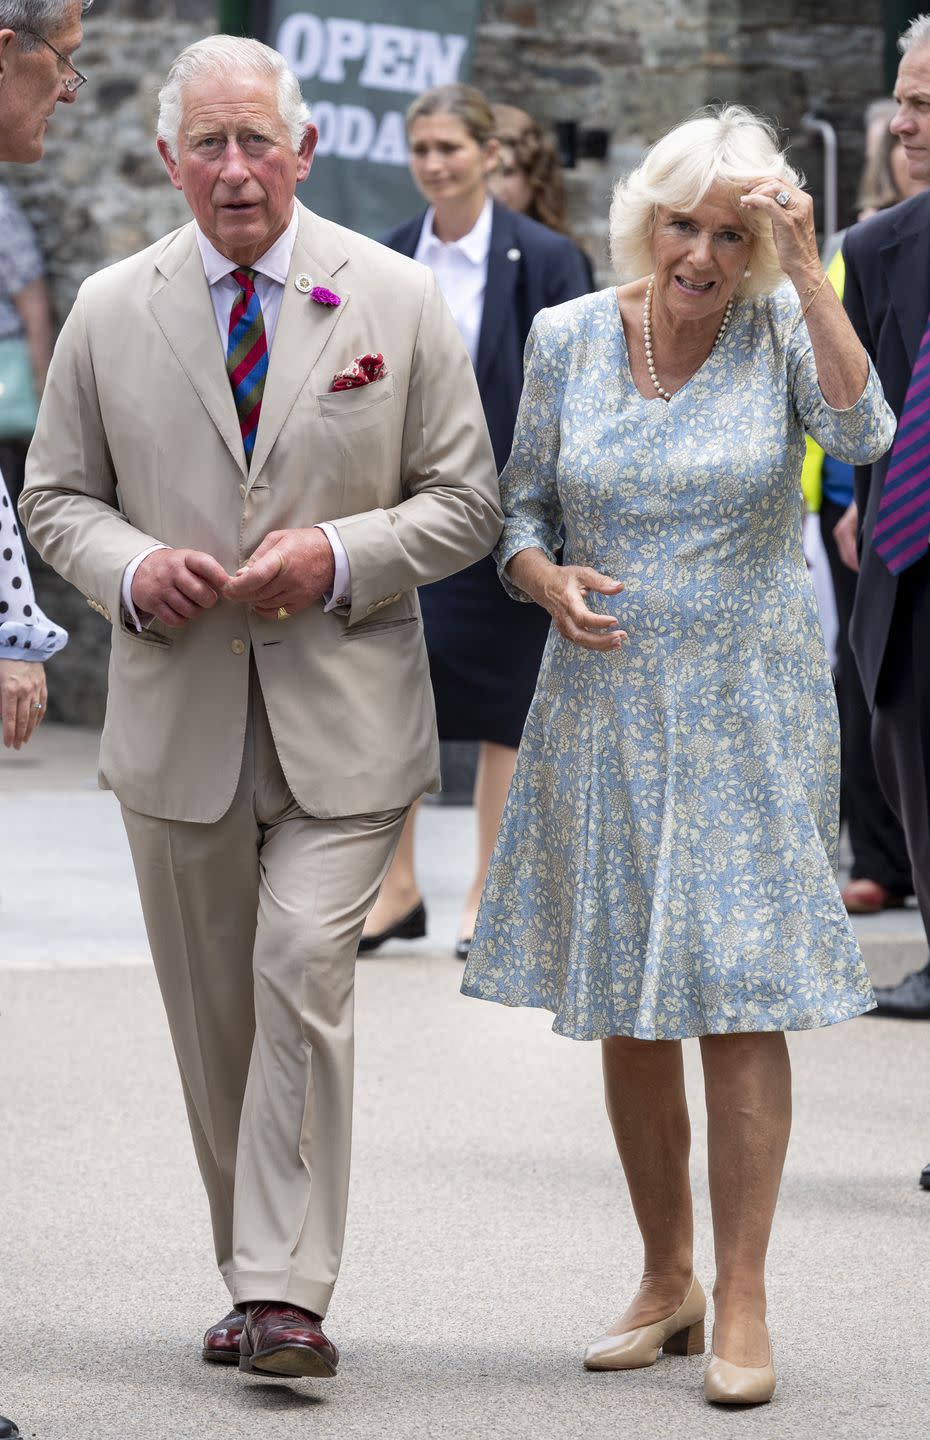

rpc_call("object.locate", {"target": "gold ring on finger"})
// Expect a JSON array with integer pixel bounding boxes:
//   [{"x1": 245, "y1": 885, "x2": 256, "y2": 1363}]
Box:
[{"x1": 277, "y1": 606, "x2": 290, "y2": 621}]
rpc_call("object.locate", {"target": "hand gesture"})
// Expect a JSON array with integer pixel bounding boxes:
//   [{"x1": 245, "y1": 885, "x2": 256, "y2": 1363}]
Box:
[
  {"x1": 131, "y1": 549, "x2": 230, "y2": 627},
  {"x1": 223, "y1": 528, "x2": 336, "y2": 620},
  {"x1": 739, "y1": 177, "x2": 821, "y2": 284},
  {"x1": 541, "y1": 565, "x2": 627, "y2": 651},
  {"x1": 0, "y1": 658, "x2": 47, "y2": 749}
]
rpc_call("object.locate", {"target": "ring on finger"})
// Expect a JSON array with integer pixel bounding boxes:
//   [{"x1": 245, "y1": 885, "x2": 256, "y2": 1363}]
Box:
[
  {"x1": 32, "y1": 702, "x2": 44, "y2": 710},
  {"x1": 775, "y1": 189, "x2": 791, "y2": 207}
]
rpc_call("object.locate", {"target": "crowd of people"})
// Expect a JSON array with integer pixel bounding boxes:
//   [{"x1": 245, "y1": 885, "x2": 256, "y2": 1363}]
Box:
[{"x1": 1, "y1": 0, "x2": 928, "y2": 1431}]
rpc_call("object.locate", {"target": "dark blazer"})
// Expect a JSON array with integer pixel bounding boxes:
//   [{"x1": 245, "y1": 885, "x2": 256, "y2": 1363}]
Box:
[
  {"x1": 843, "y1": 190, "x2": 930, "y2": 707},
  {"x1": 380, "y1": 200, "x2": 592, "y2": 469}
]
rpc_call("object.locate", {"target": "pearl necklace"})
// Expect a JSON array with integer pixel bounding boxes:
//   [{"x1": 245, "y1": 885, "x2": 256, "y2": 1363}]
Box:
[{"x1": 642, "y1": 277, "x2": 735, "y2": 402}]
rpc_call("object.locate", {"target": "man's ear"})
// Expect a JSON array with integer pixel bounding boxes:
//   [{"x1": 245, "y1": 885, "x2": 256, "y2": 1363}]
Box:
[
  {"x1": 296, "y1": 123, "x2": 318, "y2": 183},
  {"x1": 0, "y1": 28, "x2": 16, "y2": 86},
  {"x1": 156, "y1": 135, "x2": 183, "y2": 191}
]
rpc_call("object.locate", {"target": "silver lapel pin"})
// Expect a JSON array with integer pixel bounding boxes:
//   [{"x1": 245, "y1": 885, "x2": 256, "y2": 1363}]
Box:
[
  {"x1": 294, "y1": 273, "x2": 313, "y2": 293},
  {"x1": 507, "y1": 247, "x2": 521, "y2": 262}
]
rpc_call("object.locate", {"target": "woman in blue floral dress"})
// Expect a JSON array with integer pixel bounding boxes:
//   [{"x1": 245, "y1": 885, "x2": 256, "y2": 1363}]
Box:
[{"x1": 461, "y1": 107, "x2": 895, "y2": 1406}]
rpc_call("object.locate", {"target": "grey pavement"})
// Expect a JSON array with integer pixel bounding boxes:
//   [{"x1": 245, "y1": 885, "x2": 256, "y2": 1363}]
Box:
[{"x1": 0, "y1": 725, "x2": 927, "y2": 1440}]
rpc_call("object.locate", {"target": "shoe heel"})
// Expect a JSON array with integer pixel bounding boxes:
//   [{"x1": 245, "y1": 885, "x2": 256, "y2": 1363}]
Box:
[
  {"x1": 663, "y1": 1319, "x2": 705, "y2": 1356},
  {"x1": 395, "y1": 908, "x2": 427, "y2": 940}
]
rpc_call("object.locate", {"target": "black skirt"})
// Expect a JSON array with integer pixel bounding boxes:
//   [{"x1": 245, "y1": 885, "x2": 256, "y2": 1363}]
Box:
[{"x1": 419, "y1": 554, "x2": 551, "y2": 748}]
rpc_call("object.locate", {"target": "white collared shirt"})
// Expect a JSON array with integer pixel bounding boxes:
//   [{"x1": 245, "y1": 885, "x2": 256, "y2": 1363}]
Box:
[
  {"x1": 123, "y1": 205, "x2": 350, "y2": 625},
  {"x1": 413, "y1": 197, "x2": 492, "y2": 366}
]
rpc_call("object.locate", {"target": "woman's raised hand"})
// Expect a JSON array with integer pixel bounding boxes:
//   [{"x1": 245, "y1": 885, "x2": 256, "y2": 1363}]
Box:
[{"x1": 740, "y1": 176, "x2": 821, "y2": 283}]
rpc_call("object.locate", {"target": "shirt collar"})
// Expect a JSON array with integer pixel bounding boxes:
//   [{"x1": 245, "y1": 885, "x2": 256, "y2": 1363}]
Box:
[
  {"x1": 195, "y1": 204, "x2": 299, "y2": 287},
  {"x1": 417, "y1": 196, "x2": 493, "y2": 265}
]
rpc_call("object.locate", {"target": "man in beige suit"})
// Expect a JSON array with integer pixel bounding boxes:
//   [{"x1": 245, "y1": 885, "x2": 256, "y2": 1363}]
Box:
[{"x1": 21, "y1": 34, "x2": 501, "y2": 1379}]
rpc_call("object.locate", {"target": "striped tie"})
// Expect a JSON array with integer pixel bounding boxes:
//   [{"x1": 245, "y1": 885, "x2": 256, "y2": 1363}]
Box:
[
  {"x1": 226, "y1": 267, "x2": 268, "y2": 467},
  {"x1": 872, "y1": 316, "x2": 930, "y2": 574}
]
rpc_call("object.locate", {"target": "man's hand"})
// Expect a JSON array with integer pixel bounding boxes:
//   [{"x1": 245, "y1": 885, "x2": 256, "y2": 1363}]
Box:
[
  {"x1": 0, "y1": 659, "x2": 47, "y2": 749},
  {"x1": 833, "y1": 500, "x2": 859, "y2": 573},
  {"x1": 223, "y1": 529, "x2": 336, "y2": 619},
  {"x1": 131, "y1": 548, "x2": 231, "y2": 627}
]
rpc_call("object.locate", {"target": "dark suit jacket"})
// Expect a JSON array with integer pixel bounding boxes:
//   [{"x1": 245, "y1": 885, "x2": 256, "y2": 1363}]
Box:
[
  {"x1": 843, "y1": 190, "x2": 930, "y2": 706},
  {"x1": 380, "y1": 200, "x2": 592, "y2": 469}
]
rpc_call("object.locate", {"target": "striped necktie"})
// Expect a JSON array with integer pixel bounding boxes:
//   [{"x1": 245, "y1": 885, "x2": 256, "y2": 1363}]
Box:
[
  {"x1": 872, "y1": 317, "x2": 930, "y2": 574},
  {"x1": 226, "y1": 267, "x2": 268, "y2": 467}
]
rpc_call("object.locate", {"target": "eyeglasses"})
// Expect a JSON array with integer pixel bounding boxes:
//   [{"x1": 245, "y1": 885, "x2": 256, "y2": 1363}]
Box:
[{"x1": 19, "y1": 29, "x2": 87, "y2": 92}]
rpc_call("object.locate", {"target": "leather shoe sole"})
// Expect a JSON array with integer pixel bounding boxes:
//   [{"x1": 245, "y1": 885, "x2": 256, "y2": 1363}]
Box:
[{"x1": 241, "y1": 1344, "x2": 338, "y2": 1378}]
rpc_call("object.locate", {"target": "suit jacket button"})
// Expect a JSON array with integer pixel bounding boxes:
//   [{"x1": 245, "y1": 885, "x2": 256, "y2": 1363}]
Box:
[{"x1": 231, "y1": 638, "x2": 246, "y2": 655}]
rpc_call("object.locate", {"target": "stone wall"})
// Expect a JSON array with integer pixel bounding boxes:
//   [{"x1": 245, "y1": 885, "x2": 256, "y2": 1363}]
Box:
[{"x1": 3, "y1": 0, "x2": 888, "y2": 722}]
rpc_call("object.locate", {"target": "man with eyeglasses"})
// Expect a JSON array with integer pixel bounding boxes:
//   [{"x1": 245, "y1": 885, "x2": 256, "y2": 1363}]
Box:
[{"x1": 0, "y1": 2, "x2": 87, "y2": 1435}]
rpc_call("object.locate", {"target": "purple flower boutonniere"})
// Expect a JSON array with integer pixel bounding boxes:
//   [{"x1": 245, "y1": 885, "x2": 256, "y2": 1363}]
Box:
[{"x1": 311, "y1": 286, "x2": 341, "y2": 307}]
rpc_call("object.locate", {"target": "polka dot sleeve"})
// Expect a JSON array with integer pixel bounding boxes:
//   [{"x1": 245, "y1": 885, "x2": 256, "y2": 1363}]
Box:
[{"x1": 0, "y1": 468, "x2": 68, "y2": 661}]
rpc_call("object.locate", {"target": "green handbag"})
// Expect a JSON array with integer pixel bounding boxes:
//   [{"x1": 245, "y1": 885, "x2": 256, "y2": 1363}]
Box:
[{"x1": 0, "y1": 336, "x2": 38, "y2": 439}]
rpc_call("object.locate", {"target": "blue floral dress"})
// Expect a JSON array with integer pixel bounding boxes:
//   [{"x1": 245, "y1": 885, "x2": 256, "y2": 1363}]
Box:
[{"x1": 461, "y1": 286, "x2": 896, "y2": 1041}]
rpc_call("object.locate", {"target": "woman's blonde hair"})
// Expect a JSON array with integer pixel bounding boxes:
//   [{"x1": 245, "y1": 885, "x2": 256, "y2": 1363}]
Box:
[{"x1": 608, "y1": 105, "x2": 803, "y2": 299}]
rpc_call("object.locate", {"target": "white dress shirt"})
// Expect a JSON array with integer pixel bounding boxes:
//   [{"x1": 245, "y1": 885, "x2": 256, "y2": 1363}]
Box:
[
  {"x1": 413, "y1": 197, "x2": 492, "y2": 366},
  {"x1": 122, "y1": 205, "x2": 350, "y2": 626}
]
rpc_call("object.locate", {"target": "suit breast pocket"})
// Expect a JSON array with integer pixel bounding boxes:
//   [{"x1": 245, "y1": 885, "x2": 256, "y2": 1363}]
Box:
[
  {"x1": 316, "y1": 375, "x2": 396, "y2": 431},
  {"x1": 315, "y1": 376, "x2": 400, "y2": 508}
]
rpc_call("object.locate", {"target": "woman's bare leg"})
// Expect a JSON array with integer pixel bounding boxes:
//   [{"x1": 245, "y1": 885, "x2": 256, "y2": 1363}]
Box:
[
  {"x1": 361, "y1": 799, "x2": 421, "y2": 936},
  {"x1": 457, "y1": 741, "x2": 517, "y2": 943},
  {"x1": 599, "y1": 1036, "x2": 695, "y2": 1330},
  {"x1": 700, "y1": 1031, "x2": 792, "y2": 1366}
]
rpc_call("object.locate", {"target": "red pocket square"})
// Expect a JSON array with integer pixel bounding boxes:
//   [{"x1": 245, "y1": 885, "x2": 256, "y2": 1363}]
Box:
[{"x1": 331, "y1": 353, "x2": 387, "y2": 392}]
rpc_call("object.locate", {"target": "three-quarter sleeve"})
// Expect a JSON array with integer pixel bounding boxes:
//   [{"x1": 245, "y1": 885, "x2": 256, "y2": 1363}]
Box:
[
  {"x1": 0, "y1": 471, "x2": 67, "y2": 661},
  {"x1": 495, "y1": 310, "x2": 568, "y2": 602},
  {"x1": 783, "y1": 289, "x2": 896, "y2": 465}
]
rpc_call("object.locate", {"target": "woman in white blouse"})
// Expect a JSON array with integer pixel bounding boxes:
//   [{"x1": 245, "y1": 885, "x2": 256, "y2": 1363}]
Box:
[{"x1": 371, "y1": 84, "x2": 590, "y2": 956}]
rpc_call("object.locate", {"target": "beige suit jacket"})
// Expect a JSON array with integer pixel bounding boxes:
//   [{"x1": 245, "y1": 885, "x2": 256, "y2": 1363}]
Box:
[{"x1": 21, "y1": 203, "x2": 502, "y2": 821}]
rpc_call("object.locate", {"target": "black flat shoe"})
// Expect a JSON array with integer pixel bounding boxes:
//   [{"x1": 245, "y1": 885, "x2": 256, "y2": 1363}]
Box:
[
  {"x1": 358, "y1": 900, "x2": 427, "y2": 953},
  {"x1": 870, "y1": 960, "x2": 930, "y2": 1019},
  {"x1": 0, "y1": 1416, "x2": 21, "y2": 1439},
  {"x1": 453, "y1": 936, "x2": 472, "y2": 961},
  {"x1": 920, "y1": 1161, "x2": 930, "y2": 1191}
]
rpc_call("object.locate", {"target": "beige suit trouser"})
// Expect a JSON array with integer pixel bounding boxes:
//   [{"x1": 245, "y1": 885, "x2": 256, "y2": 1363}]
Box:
[{"x1": 121, "y1": 668, "x2": 406, "y2": 1317}]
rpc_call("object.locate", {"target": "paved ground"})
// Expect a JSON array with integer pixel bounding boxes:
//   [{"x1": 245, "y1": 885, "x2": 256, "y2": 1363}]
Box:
[{"x1": 0, "y1": 727, "x2": 926, "y2": 1440}]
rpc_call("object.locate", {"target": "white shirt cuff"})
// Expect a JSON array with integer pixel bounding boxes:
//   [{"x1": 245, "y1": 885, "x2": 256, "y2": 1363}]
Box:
[
  {"x1": 316, "y1": 523, "x2": 351, "y2": 612},
  {"x1": 121, "y1": 545, "x2": 167, "y2": 630}
]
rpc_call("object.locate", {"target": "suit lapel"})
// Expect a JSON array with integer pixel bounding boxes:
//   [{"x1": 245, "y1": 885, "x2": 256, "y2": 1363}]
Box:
[
  {"x1": 475, "y1": 202, "x2": 520, "y2": 392},
  {"x1": 882, "y1": 194, "x2": 930, "y2": 367},
  {"x1": 149, "y1": 226, "x2": 247, "y2": 479},
  {"x1": 247, "y1": 203, "x2": 350, "y2": 483}
]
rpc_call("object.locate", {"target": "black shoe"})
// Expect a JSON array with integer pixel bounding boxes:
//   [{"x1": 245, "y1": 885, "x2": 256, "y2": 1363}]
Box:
[
  {"x1": 920, "y1": 1162, "x2": 930, "y2": 1191},
  {"x1": 453, "y1": 936, "x2": 472, "y2": 961},
  {"x1": 0, "y1": 1416, "x2": 21, "y2": 1439},
  {"x1": 357, "y1": 900, "x2": 427, "y2": 954},
  {"x1": 870, "y1": 960, "x2": 930, "y2": 1019}
]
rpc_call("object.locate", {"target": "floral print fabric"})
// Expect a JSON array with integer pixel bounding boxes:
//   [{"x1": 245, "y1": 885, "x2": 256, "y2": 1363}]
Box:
[{"x1": 461, "y1": 287, "x2": 896, "y2": 1041}]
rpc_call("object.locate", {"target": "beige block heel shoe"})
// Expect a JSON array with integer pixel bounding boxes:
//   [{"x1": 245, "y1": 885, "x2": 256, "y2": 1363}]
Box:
[
  {"x1": 704, "y1": 1339, "x2": 776, "y2": 1405},
  {"x1": 583, "y1": 1275, "x2": 706, "y2": 1371}
]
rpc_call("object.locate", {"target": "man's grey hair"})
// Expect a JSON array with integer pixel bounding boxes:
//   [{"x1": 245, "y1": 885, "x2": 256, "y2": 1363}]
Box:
[
  {"x1": 0, "y1": 0, "x2": 91, "y2": 50},
  {"x1": 899, "y1": 13, "x2": 930, "y2": 53},
  {"x1": 157, "y1": 35, "x2": 311, "y2": 158}
]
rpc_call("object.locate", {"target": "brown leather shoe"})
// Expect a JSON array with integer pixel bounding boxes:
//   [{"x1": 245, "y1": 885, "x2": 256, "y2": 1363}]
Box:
[
  {"x1": 841, "y1": 878, "x2": 908, "y2": 914},
  {"x1": 202, "y1": 1308, "x2": 245, "y2": 1365},
  {"x1": 240, "y1": 1302, "x2": 339, "y2": 1378}
]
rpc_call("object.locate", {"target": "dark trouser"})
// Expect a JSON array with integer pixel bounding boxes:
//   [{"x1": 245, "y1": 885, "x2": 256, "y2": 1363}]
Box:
[
  {"x1": 821, "y1": 499, "x2": 913, "y2": 894},
  {"x1": 871, "y1": 548, "x2": 930, "y2": 937}
]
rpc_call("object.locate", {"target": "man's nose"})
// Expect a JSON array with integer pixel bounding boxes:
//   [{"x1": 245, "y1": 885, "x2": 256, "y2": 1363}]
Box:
[
  {"x1": 220, "y1": 140, "x2": 249, "y2": 183},
  {"x1": 891, "y1": 107, "x2": 913, "y2": 135}
]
